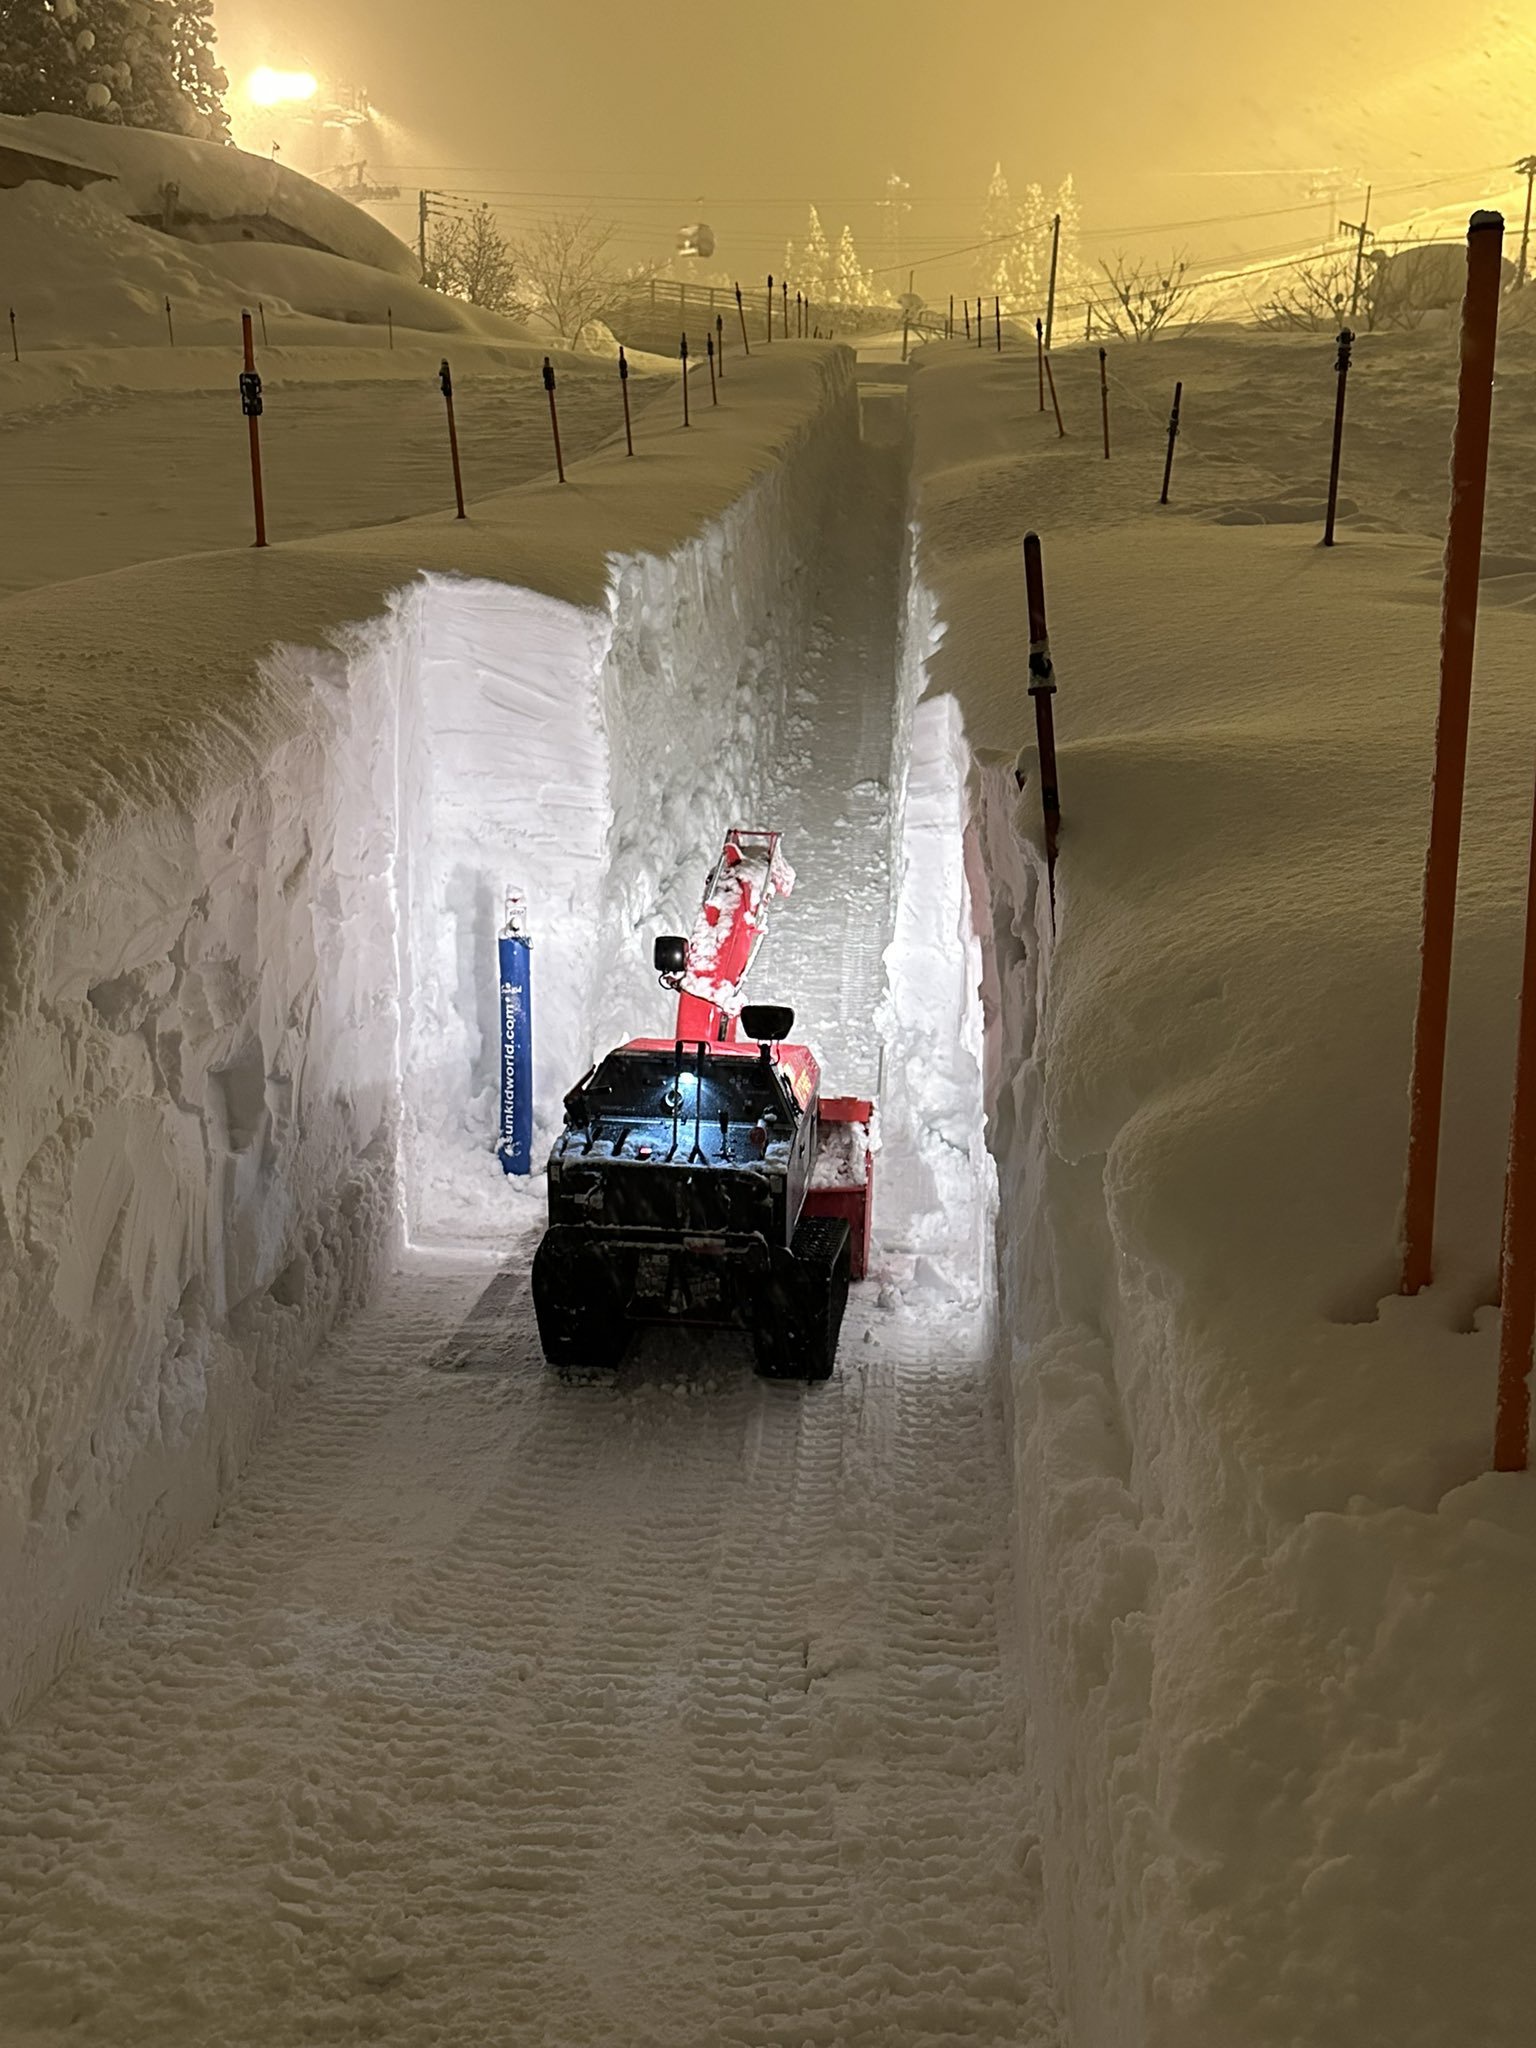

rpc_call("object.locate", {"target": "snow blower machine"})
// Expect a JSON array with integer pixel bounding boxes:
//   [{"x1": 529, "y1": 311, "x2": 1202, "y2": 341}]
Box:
[{"x1": 531, "y1": 829, "x2": 873, "y2": 1379}]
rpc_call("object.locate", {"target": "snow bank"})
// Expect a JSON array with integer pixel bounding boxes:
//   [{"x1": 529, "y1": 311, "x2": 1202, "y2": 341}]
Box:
[
  {"x1": 903, "y1": 338, "x2": 1536, "y2": 2044},
  {"x1": 0, "y1": 345, "x2": 856, "y2": 1723}
]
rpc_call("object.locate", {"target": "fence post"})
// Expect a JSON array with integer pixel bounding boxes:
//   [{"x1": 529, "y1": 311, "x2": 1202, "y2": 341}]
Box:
[
  {"x1": 1323, "y1": 326, "x2": 1355, "y2": 546},
  {"x1": 995, "y1": 295, "x2": 1001, "y2": 350},
  {"x1": 1022, "y1": 532, "x2": 1061, "y2": 921},
  {"x1": 620, "y1": 344, "x2": 634, "y2": 455},
  {"x1": 438, "y1": 357, "x2": 466, "y2": 516},
  {"x1": 707, "y1": 332, "x2": 718, "y2": 404},
  {"x1": 782, "y1": 277, "x2": 789, "y2": 335},
  {"x1": 1036, "y1": 317, "x2": 1044, "y2": 410},
  {"x1": 543, "y1": 356, "x2": 566, "y2": 483},
  {"x1": 716, "y1": 310, "x2": 725, "y2": 376},
  {"x1": 1045, "y1": 211, "x2": 1061, "y2": 350},
  {"x1": 1160, "y1": 380, "x2": 1183, "y2": 503},
  {"x1": 1099, "y1": 346, "x2": 1110, "y2": 459},
  {"x1": 239, "y1": 309, "x2": 267, "y2": 547},
  {"x1": 735, "y1": 282, "x2": 751, "y2": 356},
  {"x1": 387, "y1": 305, "x2": 394, "y2": 351},
  {"x1": 164, "y1": 295, "x2": 174, "y2": 346},
  {"x1": 8, "y1": 308, "x2": 17, "y2": 363},
  {"x1": 258, "y1": 300, "x2": 268, "y2": 348},
  {"x1": 1401, "y1": 211, "x2": 1507, "y2": 1294},
  {"x1": 1044, "y1": 352, "x2": 1065, "y2": 437},
  {"x1": 766, "y1": 274, "x2": 774, "y2": 342},
  {"x1": 681, "y1": 332, "x2": 690, "y2": 426},
  {"x1": 949, "y1": 293, "x2": 954, "y2": 338},
  {"x1": 964, "y1": 300, "x2": 971, "y2": 340}
]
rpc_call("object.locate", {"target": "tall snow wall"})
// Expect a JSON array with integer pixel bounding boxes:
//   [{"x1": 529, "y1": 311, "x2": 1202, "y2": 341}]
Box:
[{"x1": 0, "y1": 349, "x2": 857, "y2": 1725}]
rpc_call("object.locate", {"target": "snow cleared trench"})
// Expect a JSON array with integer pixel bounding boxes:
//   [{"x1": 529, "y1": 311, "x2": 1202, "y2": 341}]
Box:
[{"x1": 1, "y1": 355, "x2": 917, "y2": 1721}]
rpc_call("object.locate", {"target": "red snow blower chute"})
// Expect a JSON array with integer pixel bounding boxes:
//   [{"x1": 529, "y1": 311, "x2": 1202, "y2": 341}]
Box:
[{"x1": 531, "y1": 829, "x2": 874, "y2": 1378}]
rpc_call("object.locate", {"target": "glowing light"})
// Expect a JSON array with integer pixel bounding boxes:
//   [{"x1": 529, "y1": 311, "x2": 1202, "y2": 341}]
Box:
[{"x1": 247, "y1": 67, "x2": 317, "y2": 107}]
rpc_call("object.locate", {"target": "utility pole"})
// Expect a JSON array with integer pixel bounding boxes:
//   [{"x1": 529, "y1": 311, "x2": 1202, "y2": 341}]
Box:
[
  {"x1": 1341, "y1": 185, "x2": 1374, "y2": 321},
  {"x1": 418, "y1": 188, "x2": 430, "y2": 274},
  {"x1": 1044, "y1": 212, "x2": 1062, "y2": 351},
  {"x1": 1517, "y1": 156, "x2": 1536, "y2": 286}
]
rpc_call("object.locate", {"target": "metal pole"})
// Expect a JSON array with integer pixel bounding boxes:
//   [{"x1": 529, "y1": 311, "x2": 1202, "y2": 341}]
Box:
[
  {"x1": 680, "y1": 332, "x2": 690, "y2": 427},
  {"x1": 1401, "y1": 212, "x2": 1506, "y2": 1294},
  {"x1": 1022, "y1": 532, "x2": 1061, "y2": 919},
  {"x1": 707, "y1": 333, "x2": 718, "y2": 405},
  {"x1": 619, "y1": 345, "x2": 634, "y2": 455},
  {"x1": 1518, "y1": 157, "x2": 1536, "y2": 287},
  {"x1": 543, "y1": 355, "x2": 566, "y2": 483},
  {"x1": 1160, "y1": 380, "x2": 1182, "y2": 504},
  {"x1": 995, "y1": 295, "x2": 1002, "y2": 350},
  {"x1": 964, "y1": 301, "x2": 971, "y2": 340},
  {"x1": 1323, "y1": 327, "x2": 1355, "y2": 546},
  {"x1": 1343, "y1": 186, "x2": 1373, "y2": 321},
  {"x1": 239, "y1": 310, "x2": 267, "y2": 547},
  {"x1": 1494, "y1": 777, "x2": 1536, "y2": 1469},
  {"x1": 387, "y1": 306, "x2": 393, "y2": 351},
  {"x1": 418, "y1": 188, "x2": 429, "y2": 272},
  {"x1": 735, "y1": 282, "x2": 751, "y2": 356},
  {"x1": 1044, "y1": 353, "x2": 1065, "y2": 437},
  {"x1": 164, "y1": 295, "x2": 174, "y2": 346},
  {"x1": 977, "y1": 298, "x2": 983, "y2": 350},
  {"x1": 1036, "y1": 318, "x2": 1044, "y2": 411},
  {"x1": 716, "y1": 311, "x2": 725, "y2": 376},
  {"x1": 1045, "y1": 212, "x2": 1061, "y2": 351},
  {"x1": 438, "y1": 357, "x2": 466, "y2": 517},
  {"x1": 8, "y1": 308, "x2": 17, "y2": 363},
  {"x1": 766, "y1": 274, "x2": 773, "y2": 343},
  {"x1": 1099, "y1": 346, "x2": 1110, "y2": 459}
]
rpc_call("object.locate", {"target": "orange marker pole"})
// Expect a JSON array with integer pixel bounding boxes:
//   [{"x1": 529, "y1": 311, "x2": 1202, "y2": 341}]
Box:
[
  {"x1": 1099, "y1": 346, "x2": 1110, "y2": 458},
  {"x1": 1160, "y1": 379, "x2": 1182, "y2": 503},
  {"x1": 1044, "y1": 352, "x2": 1065, "y2": 437},
  {"x1": 438, "y1": 357, "x2": 466, "y2": 517},
  {"x1": 239, "y1": 309, "x2": 267, "y2": 548},
  {"x1": 8, "y1": 307, "x2": 17, "y2": 362},
  {"x1": 1401, "y1": 212, "x2": 1507, "y2": 1295},
  {"x1": 715, "y1": 311, "x2": 725, "y2": 377},
  {"x1": 964, "y1": 301, "x2": 971, "y2": 340},
  {"x1": 995, "y1": 295, "x2": 1001, "y2": 350},
  {"x1": 948, "y1": 293, "x2": 954, "y2": 338},
  {"x1": 735, "y1": 282, "x2": 751, "y2": 357},
  {"x1": 619, "y1": 345, "x2": 634, "y2": 455},
  {"x1": 680, "y1": 332, "x2": 691, "y2": 426},
  {"x1": 707, "y1": 332, "x2": 718, "y2": 405},
  {"x1": 542, "y1": 355, "x2": 566, "y2": 483},
  {"x1": 387, "y1": 305, "x2": 394, "y2": 351},
  {"x1": 766, "y1": 273, "x2": 774, "y2": 343},
  {"x1": 1495, "y1": 776, "x2": 1536, "y2": 1469},
  {"x1": 977, "y1": 297, "x2": 984, "y2": 350},
  {"x1": 164, "y1": 295, "x2": 175, "y2": 346},
  {"x1": 1036, "y1": 317, "x2": 1045, "y2": 410},
  {"x1": 783, "y1": 278, "x2": 789, "y2": 335}
]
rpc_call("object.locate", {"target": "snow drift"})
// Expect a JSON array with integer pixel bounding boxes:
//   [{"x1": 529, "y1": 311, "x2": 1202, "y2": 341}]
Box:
[
  {"x1": 902, "y1": 336, "x2": 1536, "y2": 2047},
  {"x1": 0, "y1": 346, "x2": 857, "y2": 1724}
]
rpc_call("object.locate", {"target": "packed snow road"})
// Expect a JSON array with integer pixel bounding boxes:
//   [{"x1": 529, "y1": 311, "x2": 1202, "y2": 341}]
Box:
[
  {"x1": 0, "y1": 394, "x2": 1059, "y2": 2045},
  {"x1": 0, "y1": 360, "x2": 670, "y2": 598}
]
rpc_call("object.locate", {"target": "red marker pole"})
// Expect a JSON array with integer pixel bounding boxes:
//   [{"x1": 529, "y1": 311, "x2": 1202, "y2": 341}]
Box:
[
  {"x1": 1036, "y1": 317, "x2": 1045, "y2": 410},
  {"x1": 716, "y1": 311, "x2": 725, "y2": 377},
  {"x1": 543, "y1": 355, "x2": 565, "y2": 483},
  {"x1": 1160, "y1": 379, "x2": 1182, "y2": 504},
  {"x1": 681, "y1": 332, "x2": 691, "y2": 426},
  {"x1": 735, "y1": 282, "x2": 751, "y2": 357},
  {"x1": 1023, "y1": 532, "x2": 1061, "y2": 920},
  {"x1": 1099, "y1": 346, "x2": 1110, "y2": 459},
  {"x1": 707, "y1": 332, "x2": 718, "y2": 405},
  {"x1": 438, "y1": 357, "x2": 466, "y2": 517},
  {"x1": 164, "y1": 295, "x2": 175, "y2": 346},
  {"x1": 1402, "y1": 212, "x2": 1507, "y2": 1296},
  {"x1": 619, "y1": 344, "x2": 634, "y2": 455},
  {"x1": 1323, "y1": 326, "x2": 1355, "y2": 547},
  {"x1": 239, "y1": 309, "x2": 267, "y2": 548}
]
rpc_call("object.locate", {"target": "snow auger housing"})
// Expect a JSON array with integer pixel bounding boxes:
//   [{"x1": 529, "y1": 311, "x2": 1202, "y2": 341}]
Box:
[{"x1": 531, "y1": 829, "x2": 873, "y2": 1379}]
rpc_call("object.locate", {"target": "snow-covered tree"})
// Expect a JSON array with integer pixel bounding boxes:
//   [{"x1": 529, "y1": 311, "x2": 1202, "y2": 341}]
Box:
[
  {"x1": 0, "y1": 0, "x2": 229, "y2": 137},
  {"x1": 428, "y1": 204, "x2": 520, "y2": 314},
  {"x1": 975, "y1": 162, "x2": 1041, "y2": 314},
  {"x1": 832, "y1": 222, "x2": 871, "y2": 307},
  {"x1": 794, "y1": 204, "x2": 832, "y2": 301}
]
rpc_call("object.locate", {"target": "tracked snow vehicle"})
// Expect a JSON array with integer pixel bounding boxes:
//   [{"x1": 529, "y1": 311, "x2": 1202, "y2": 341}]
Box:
[{"x1": 531, "y1": 829, "x2": 872, "y2": 1379}]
